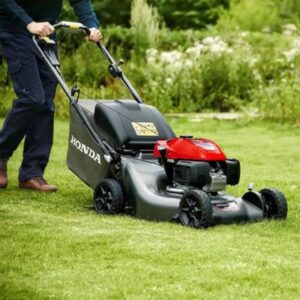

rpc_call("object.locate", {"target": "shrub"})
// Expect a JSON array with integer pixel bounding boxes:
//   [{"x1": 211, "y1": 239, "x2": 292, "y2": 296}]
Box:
[
  {"x1": 62, "y1": 0, "x2": 230, "y2": 30},
  {"x1": 216, "y1": 0, "x2": 280, "y2": 32},
  {"x1": 1, "y1": 18, "x2": 300, "y2": 124},
  {"x1": 143, "y1": 35, "x2": 259, "y2": 112},
  {"x1": 254, "y1": 80, "x2": 300, "y2": 124},
  {"x1": 150, "y1": 0, "x2": 229, "y2": 29},
  {"x1": 130, "y1": 0, "x2": 162, "y2": 53},
  {"x1": 275, "y1": 0, "x2": 300, "y2": 26}
]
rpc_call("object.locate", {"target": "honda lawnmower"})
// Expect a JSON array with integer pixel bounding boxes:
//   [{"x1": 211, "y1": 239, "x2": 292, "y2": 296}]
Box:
[{"x1": 34, "y1": 22, "x2": 288, "y2": 228}]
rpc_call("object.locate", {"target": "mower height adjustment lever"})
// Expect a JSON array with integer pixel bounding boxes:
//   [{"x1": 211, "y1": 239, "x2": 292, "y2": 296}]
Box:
[{"x1": 108, "y1": 59, "x2": 124, "y2": 78}]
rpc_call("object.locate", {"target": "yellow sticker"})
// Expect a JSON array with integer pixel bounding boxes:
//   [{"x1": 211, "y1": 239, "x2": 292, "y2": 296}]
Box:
[
  {"x1": 69, "y1": 23, "x2": 80, "y2": 29},
  {"x1": 131, "y1": 122, "x2": 159, "y2": 136},
  {"x1": 63, "y1": 21, "x2": 82, "y2": 29},
  {"x1": 39, "y1": 37, "x2": 55, "y2": 44}
]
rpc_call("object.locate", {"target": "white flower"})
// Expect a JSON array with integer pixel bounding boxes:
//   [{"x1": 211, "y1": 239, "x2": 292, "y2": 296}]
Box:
[
  {"x1": 147, "y1": 57, "x2": 156, "y2": 64},
  {"x1": 202, "y1": 36, "x2": 221, "y2": 45},
  {"x1": 262, "y1": 27, "x2": 271, "y2": 34},
  {"x1": 146, "y1": 48, "x2": 159, "y2": 58},
  {"x1": 146, "y1": 48, "x2": 159, "y2": 64},
  {"x1": 159, "y1": 50, "x2": 182, "y2": 64},
  {"x1": 184, "y1": 59, "x2": 193, "y2": 68},
  {"x1": 283, "y1": 24, "x2": 297, "y2": 33},
  {"x1": 226, "y1": 48, "x2": 234, "y2": 54},
  {"x1": 209, "y1": 42, "x2": 229, "y2": 54},
  {"x1": 282, "y1": 48, "x2": 300, "y2": 62},
  {"x1": 238, "y1": 31, "x2": 249, "y2": 38},
  {"x1": 248, "y1": 57, "x2": 258, "y2": 67},
  {"x1": 165, "y1": 77, "x2": 173, "y2": 85},
  {"x1": 252, "y1": 69, "x2": 262, "y2": 81},
  {"x1": 282, "y1": 24, "x2": 298, "y2": 36},
  {"x1": 283, "y1": 30, "x2": 294, "y2": 36},
  {"x1": 172, "y1": 61, "x2": 183, "y2": 71},
  {"x1": 292, "y1": 38, "x2": 300, "y2": 48},
  {"x1": 197, "y1": 36, "x2": 232, "y2": 55},
  {"x1": 186, "y1": 44, "x2": 204, "y2": 58}
]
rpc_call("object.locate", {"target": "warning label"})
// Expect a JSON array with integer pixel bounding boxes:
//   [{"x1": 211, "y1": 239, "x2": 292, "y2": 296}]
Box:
[{"x1": 131, "y1": 122, "x2": 159, "y2": 136}]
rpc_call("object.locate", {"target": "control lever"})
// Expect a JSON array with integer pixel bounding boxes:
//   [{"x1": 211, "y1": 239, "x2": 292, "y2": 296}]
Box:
[{"x1": 108, "y1": 58, "x2": 125, "y2": 78}]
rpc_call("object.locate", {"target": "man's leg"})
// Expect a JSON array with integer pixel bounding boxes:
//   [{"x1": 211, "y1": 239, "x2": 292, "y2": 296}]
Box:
[
  {"x1": 0, "y1": 33, "x2": 46, "y2": 161},
  {"x1": 19, "y1": 55, "x2": 57, "y2": 182}
]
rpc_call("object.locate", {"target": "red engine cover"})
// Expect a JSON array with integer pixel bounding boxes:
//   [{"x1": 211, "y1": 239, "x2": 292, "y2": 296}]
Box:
[{"x1": 153, "y1": 138, "x2": 227, "y2": 161}]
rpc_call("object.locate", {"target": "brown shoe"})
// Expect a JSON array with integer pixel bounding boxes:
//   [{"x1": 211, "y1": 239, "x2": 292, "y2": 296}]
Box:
[
  {"x1": 0, "y1": 159, "x2": 8, "y2": 189},
  {"x1": 19, "y1": 177, "x2": 57, "y2": 192}
]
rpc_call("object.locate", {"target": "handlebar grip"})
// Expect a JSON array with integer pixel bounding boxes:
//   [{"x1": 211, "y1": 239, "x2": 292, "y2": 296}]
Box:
[{"x1": 53, "y1": 21, "x2": 91, "y2": 36}]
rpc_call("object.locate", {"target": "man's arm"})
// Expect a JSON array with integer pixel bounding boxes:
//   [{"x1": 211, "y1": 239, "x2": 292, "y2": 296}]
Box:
[
  {"x1": 1, "y1": 0, "x2": 33, "y2": 27},
  {"x1": 69, "y1": 0, "x2": 100, "y2": 29},
  {"x1": 0, "y1": 0, "x2": 54, "y2": 36},
  {"x1": 69, "y1": 0, "x2": 102, "y2": 42}
]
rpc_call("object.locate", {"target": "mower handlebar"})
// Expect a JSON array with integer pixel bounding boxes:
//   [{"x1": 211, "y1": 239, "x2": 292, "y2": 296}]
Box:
[
  {"x1": 53, "y1": 21, "x2": 91, "y2": 36},
  {"x1": 34, "y1": 21, "x2": 143, "y2": 104},
  {"x1": 36, "y1": 21, "x2": 91, "y2": 45},
  {"x1": 51, "y1": 22, "x2": 110, "y2": 63}
]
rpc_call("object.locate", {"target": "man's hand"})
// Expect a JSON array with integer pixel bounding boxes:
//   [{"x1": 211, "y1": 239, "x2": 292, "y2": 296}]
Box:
[
  {"x1": 88, "y1": 28, "x2": 102, "y2": 43},
  {"x1": 26, "y1": 22, "x2": 54, "y2": 36}
]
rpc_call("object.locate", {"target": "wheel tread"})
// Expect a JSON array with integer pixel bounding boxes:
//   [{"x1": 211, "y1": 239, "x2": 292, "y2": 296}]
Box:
[
  {"x1": 260, "y1": 188, "x2": 288, "y2": 219},
  {"x1": 179, "y1": 189, "x2": 213, "y2": 228},
  {"x1": 94, "y1": 179, "x2": 124, "y2": 214}
]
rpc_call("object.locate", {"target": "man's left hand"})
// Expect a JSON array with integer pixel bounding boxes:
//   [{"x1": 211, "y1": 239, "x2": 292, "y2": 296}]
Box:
[{"x1": 89, "y1": 28, "x2": 102, "y2": 43}]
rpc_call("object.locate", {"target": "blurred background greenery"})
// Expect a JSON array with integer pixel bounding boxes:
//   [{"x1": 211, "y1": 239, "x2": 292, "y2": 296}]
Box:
[{"x1": 0, "y1": 0, "x2": 300, "y2": 123}]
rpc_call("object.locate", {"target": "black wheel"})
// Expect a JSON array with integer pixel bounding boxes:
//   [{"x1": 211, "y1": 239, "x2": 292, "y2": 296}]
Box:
[
  {"x1": 94, "y1": 179, "x2": 124, "y2": 214},
  {"x1": 260, "y1": 188, "x2": 288, "y2": 219},
  {"x1": 179, "y1": 190, "x2": 213, "y2": 228}
]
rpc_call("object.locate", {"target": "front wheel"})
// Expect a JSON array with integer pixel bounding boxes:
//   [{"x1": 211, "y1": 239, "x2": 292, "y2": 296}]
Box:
[
  {"x1": 260, "y1": 188, "x2": 288, "y2": 219},
  {"x1": 179, "y1": 190, "x2": 213, "y2": 228},
  {"x1": 94, "y1": 179, "x2": 124, "y2": 214}
]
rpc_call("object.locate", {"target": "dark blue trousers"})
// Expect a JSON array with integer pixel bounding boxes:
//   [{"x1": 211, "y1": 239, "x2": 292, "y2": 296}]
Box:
[{"x1": 0, "y1": 32, "x2": 57, "y2": 182}]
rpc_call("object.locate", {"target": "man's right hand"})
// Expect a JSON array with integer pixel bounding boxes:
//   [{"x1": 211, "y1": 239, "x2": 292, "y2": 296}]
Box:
[{"x1": 26, "y1": 22, "x2": 54, "y2": 36}]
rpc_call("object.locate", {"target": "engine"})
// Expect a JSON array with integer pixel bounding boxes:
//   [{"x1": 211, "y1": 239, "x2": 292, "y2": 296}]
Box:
[
  {"x1": 173, "y1": 159, "x2": 240, "y2": 192},
  {"x1": 153, "y1": 137, "x2": 240, "y2": 192}
]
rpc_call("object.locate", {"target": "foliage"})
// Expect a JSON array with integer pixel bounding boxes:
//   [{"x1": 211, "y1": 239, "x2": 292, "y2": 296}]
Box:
[
  {"x1": 60, "y1": 0, "x2": 132, "y2": 27},
  {"x1": 143, "y1": 35, "x2": 259, "y2": 112},
  {"x1": 217, "y1": 0, "x2": 300, "y2": 32},
  {"x1": 216, "y1": 0, "x2": 280, "y2": 32},
  {"x1": 0, "y1": 62, "x2": 11, "y2": 117},
  {"x1": 149, "y1": 0, "x2": 229, "y2": 29},
  {"x1": 255, "y1": 80, "x2": 300, "y2": 124},
  {"x1": 1, "y1": 1, "x2": 300, "y2": 123},
  {"x1": 62, "y1": 0, "x2": 229, "y2": 29},
  {"x1": 275, "y1": 0, "x2": 300, "y2": 25}
]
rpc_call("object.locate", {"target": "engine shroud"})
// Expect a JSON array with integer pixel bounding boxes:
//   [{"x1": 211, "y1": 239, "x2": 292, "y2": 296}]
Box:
[
  {"x1": 153, "y1": 138, "x2": 240, "y2": 190},
  {"x1": 153, "y1": 137, "x2": 227, "y2": 161}
]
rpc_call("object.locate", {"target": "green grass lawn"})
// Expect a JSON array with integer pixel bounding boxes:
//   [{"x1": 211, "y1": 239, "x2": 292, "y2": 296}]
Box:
[{"x1": 0, "y1": 117, "x2": 300, "y2": 300}]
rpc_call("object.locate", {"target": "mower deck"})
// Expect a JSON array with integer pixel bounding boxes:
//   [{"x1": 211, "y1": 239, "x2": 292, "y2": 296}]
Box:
[{"x1": 121, "y1": 156, "x2": 264, "y2": 224}]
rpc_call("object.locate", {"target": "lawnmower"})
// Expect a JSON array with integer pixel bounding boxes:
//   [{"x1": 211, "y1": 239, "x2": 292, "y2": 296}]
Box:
[{"x1": 33, "y1": 21, "x2": 288, "y2": 228}]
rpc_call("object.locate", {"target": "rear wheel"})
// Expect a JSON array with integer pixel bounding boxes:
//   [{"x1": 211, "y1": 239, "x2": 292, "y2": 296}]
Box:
[
  {"x1": 179, "y1": 190, "x2": 213, "y2": 228},
  {"x1": 94, "y1": 179, "x2": 124, "y2": 214},
  {"x1": 260, "y1": 188, "x2": 288, "y2": 219}
]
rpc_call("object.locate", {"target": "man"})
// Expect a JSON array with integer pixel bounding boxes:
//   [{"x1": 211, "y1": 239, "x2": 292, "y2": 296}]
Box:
[{"x1": 0, "y1": 0, "x2": 101, "y2": 192}]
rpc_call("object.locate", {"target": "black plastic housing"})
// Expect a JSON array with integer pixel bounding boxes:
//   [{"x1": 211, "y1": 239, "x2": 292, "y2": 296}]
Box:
[
  {"x1": 94, "y1": 100, "x2": 175, "y2": 150},
  {"x1": 224, "y1": 159, "x2": 240, "y2": 185},
  {"x1": 174, "y1": 161, "x2": 211, "y2": 187}
]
